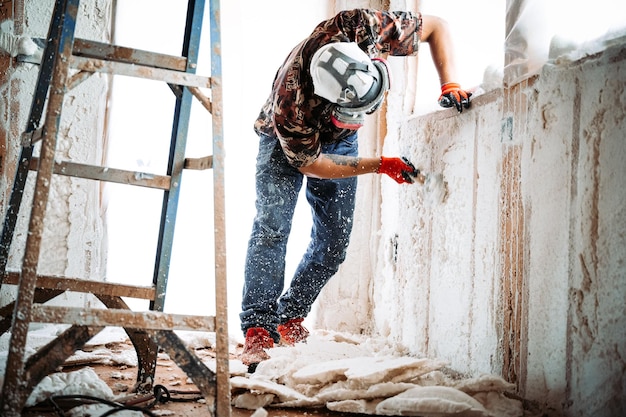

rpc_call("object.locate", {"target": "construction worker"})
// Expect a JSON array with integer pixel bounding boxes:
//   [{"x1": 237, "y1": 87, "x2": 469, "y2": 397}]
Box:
[{"x1": 240, "y1": 9, "x2": 471, "y2": 371}]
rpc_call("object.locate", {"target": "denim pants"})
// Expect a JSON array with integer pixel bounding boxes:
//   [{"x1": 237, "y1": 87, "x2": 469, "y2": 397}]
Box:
[{"x1": 240, "y1": 132, "x2": 358, "y2": 342}]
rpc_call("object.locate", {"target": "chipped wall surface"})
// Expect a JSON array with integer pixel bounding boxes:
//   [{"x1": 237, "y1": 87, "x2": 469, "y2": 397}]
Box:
[
  {"x1": 0, "y1": 0, "x2": 112, "y2": 308},
  {"x1": 316, "y1": 40, "x2": 626, "y2": 414}
]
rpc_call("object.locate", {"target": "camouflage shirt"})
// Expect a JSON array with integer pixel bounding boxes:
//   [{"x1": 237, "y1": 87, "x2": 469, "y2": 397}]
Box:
[{"x1": 253, "y1": 9, "x2": 423, "y2": 167}]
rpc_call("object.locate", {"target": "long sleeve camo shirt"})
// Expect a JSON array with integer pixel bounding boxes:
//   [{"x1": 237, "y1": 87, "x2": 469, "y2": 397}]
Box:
[{"x1": 253, "y1": 9, "x2": 423, "y2": 168}]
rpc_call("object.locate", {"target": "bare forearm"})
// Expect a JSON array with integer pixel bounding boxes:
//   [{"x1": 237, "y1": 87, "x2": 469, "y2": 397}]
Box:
[
  {"x1": 298, "y1": 154, "x2": 380, "y2": 179},
  {"x1": 421, "y1": 15, "x2": 457, "y2": 85}
]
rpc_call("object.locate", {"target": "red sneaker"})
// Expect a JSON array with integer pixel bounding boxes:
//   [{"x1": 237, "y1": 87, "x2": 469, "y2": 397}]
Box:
[
  {"x1": 240, "y1": 327, "x2": 274, "y2": 369},
  {"x1": 277, "y1": 318, "x2": 309, "y2": 346}
]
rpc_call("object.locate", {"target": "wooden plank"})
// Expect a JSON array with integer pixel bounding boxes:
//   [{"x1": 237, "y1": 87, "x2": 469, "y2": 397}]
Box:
[
  {"x1": 31, "y1": 305, "x2": 216, "y2": 331},
  {"x1": 189, "y1": 86, "x2": 212, "y2": 113},
  {"x1": 73, "y1": 38, "x2": 188, "y2": 71},
  {"x1": 184, "y1": 155, "x2": 213, "y2": 170},
  {"x1": 3, "y1": 271, "x2": 155, "y2": 300},
  {"x1": 71, "y1": 55, "x2": 211, "y2": 88},
  {"x1": 207, "y1": 0, "x2": 231, "y2": 413},
  {"x1": 28, "y1": 158, "x2": 171, "y2": 190}
]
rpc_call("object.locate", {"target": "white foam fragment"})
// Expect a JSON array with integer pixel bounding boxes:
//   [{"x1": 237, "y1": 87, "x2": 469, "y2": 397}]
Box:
[
  {"x1": 454, "y1": 374, "x2": 516, "y2": 393},
  {"x1": 287, "y1": 332, "x2": 375, "y2": 359},
  {"x1": 345, "y1": 356, "x2": 448, "y2": 388},
  {"x1": 327, "y1": 398, "x2": 381, "y2": 414},
  {"x1": 250, "y1": 333, "x2": 380, "y2": 386},
  {"x1": 226, "y1": 358, "x2": 249, "y2": 376},
  {"x1": 230, "y1": 375, "x2": 310, "y2": 403},
  {"x1": 376, "y1": 385, "x2": 490, "y2": 416},
  {"x1": 64, "y1": 348, "x2": 113, "y2": 366},
  {"x1": 291, "y1": 355, "x2": 446, "y2": 388},
  {"x1": 263, "y1": 396, "x2": 322, "y2": 408},
  {"x1": 316, "y1": 381, "x2": 418, "y2": 402},
  {"x1": 233, "y1": 392, "x2": 275, "y2": 410},
  {"x1": 109, "y1": 348, "x2": 139, "y2": 367},
  {"x1": 26, "y1": 367, "x2": 114, "y2": 407},
  {"x1": 291, "y1": 357, "x2": 366, "y2": 385},
  {"x1": 152, "y1": 410, "x2": 176, "y2": 416},
  {"x1": 84, "y1": 327, "x2": 129, "y2": 346},
  {"x1": 175, "y1": 330, "x2": 215, "y2": 349},
  {"x1": 472, "y1": 392, "x2": 523, "y2": 417},
  {"x1": 250, "y1": 349, "x2": 298, "y2": 381},
  {"x1": 250, "y1": 407, "x2": 269, "y2": 417}
]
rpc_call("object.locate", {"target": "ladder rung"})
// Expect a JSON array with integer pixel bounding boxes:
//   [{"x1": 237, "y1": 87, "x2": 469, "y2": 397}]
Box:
[
  {"x1": 28, "y1": 38, "x2": 190, "y2": 72},
  {"x1": 73, "y1": 38, "x2": 188, "y2": 71},
  {"x1": 28, "y1": 158, "x2": 171, "y2": 190},
  {"x1": 71, "y1": 56, "x2": 211, "y2": 88},
  {"x1": 188, "y1": 86, "x2": 212, "y2": 113},
  {"x1": 184, "y1": 155, "x2": 213, "y2": 170},
  {"x1": 3, "y1": 271, "x2": 155, "y2": 300},
  {"x1": 30, "y1": 305, "x2": 216, "y2": 331}
]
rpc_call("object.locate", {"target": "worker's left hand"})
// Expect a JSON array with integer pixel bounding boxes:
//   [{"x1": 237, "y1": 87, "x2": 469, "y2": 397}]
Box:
[{"x1": 438, "y1": 82, "x2": 471, "y2": 112}]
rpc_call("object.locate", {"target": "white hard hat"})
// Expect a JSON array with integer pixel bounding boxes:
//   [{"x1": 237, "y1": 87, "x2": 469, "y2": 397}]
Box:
[
  {"x1": 310, "y1": 43, "x2": 390, "y2": 129},
  {"x1": 310, "y1": 42, "x2": 390, "y2": 110}
]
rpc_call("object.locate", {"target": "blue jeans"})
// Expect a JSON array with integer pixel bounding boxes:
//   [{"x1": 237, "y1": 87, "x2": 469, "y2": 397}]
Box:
[{"x1": 240, "y1": 133, "x2": 358, "y2": 342}]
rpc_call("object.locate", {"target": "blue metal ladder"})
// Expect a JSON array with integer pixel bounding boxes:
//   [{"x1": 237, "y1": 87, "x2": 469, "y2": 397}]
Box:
[{"x1": 0, "y1": 0, "x2": 229, "y2": 415}]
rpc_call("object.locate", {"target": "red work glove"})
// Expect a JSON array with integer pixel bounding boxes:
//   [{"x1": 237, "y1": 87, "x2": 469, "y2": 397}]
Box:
[
  {"x1": 377, "y1": 156, "x2": 420, "y2": 184},
  {"x1": 438, "y1": 82, "x2": 471, "y2": 112}
]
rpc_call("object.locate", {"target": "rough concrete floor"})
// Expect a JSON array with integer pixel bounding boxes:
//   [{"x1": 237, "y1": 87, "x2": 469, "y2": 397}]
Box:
[{"x1": 21, "y1": 338, "x2": 353, "y2": 417}]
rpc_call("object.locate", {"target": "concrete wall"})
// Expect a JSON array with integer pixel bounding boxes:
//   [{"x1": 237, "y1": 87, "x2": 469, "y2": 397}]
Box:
[{"x1": 317, "y1": 35, "x2": 626, "y2": 417}]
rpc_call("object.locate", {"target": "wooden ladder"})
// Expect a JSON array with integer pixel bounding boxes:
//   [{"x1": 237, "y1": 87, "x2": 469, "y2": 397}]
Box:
[{"x1": 0, "y1": 0, "x2": 229, "y2": 415}]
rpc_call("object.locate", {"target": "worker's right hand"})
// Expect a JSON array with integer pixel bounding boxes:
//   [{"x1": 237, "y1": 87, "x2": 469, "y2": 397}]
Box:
[
  {"x1": 438, "y1": 82, "x2": 471, "y2": 112},
  {"x1": 377, "y1": 156, "x2": 420, "y2": 184}
]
